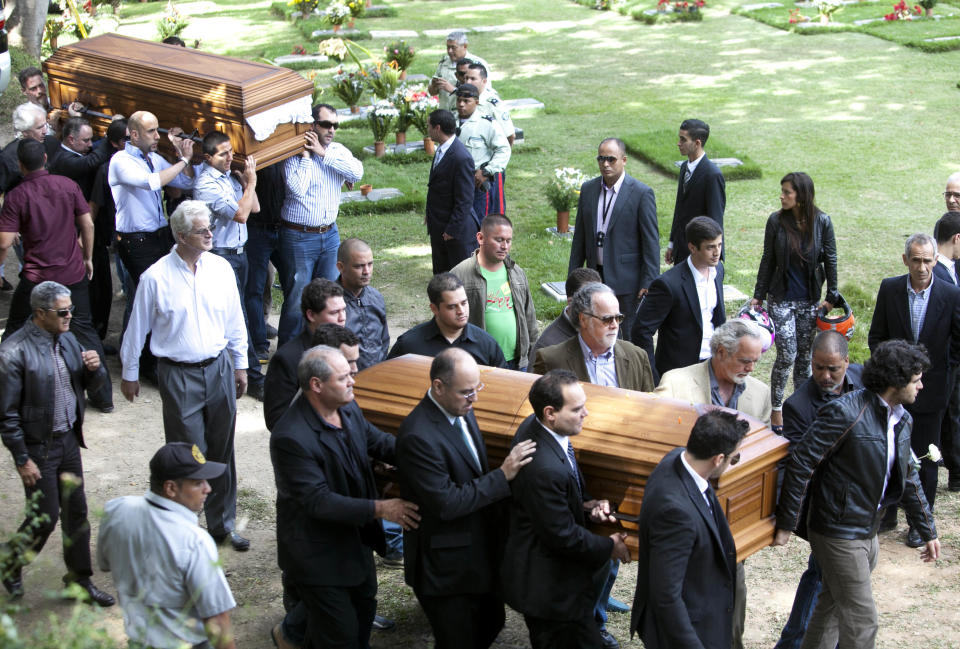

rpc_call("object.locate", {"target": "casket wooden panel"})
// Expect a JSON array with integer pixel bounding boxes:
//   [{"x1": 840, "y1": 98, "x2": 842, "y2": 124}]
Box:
[
  {"x1": 355, "y1": 354, "x2": 788, "y2": 562},
  {"x1": 42, "y1": 33, "x2": 313, "y2": 169}
]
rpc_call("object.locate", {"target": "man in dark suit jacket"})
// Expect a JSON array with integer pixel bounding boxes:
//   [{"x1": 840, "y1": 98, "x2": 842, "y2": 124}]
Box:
[
  {"x1": 48, "y1": 117, "x2": 111, "y2": 200},
  {"x1": 270, "y1": 345, "x2": 420, "y2": 648},
  {"x1": 535, "y1": 282, "x2": 654, "y2": 392},
  {"x1": 633, "y1": 216, "x2": 726, "y2": 383},
  {"x1": 631, "y1": 410, "x2": 747, "y2": 649},
  {"x1": 569, "y1": 137, "x2": 659, "y2": 340},
  {"x1": 426, "y1": 108, "x2": 479, "y2": 275},
  {"x1": 666, "y1": 119, "x2": 725, "y2": 267},
  {"x1": 501, "y1": 369, "x2": 631, "y2": 649},
  {"x1": 934, "y1": 210, "x2": 960, "y2": 492},
  {"x1": 396, "y1": 348, "x2": 536, "y2": 649},
  {"x1": 868, "y1": 232, "x2": 960, "y2": 545}
]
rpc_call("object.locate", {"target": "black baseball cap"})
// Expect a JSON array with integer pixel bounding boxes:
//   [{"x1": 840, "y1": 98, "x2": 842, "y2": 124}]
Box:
[
  {"x1": 456, "y1": 83, "x2": 480, "y2": 99},
  {"x1": 150, "y1": 442, "x2": 227, "y2": 482}
]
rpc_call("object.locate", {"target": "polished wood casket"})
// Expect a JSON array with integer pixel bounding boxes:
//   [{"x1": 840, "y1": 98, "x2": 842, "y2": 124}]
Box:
[
  {"x1": 42, "y1": 33, "x2": 314, "y2": 169},
  {"x1": 355, "y1": 355, "x2": 789, "y2": 563}
]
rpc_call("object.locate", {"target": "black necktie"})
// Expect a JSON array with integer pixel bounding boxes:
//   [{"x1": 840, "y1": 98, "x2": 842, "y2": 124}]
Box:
[{"x1": 566, "y1": 441, "x2": 583, "y2": 497}]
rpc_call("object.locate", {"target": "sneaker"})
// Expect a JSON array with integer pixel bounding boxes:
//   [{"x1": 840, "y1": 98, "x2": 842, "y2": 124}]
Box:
[{"x1": 372, "y1": 614, "x2": 395, "y2": 632}]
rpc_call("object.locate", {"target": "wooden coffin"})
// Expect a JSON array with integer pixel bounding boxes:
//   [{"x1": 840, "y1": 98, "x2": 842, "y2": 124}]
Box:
[
  {"x1": 355, "y1": 355, "x2": 789, "y2": 563},
  {"x1": 42, "y1": 34, "x2": 313, "y2": 169}
]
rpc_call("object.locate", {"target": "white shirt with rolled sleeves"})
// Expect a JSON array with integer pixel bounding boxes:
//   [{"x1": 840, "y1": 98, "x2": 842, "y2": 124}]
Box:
[
  {"x1": 119, "y1": 249, "x2": 248, "y2": 381},
  {"x1": 109, "y1": 142, "x2": 194, "y2": 233},
  {"x1": 280, "y1": 142, "x2": 363, "y2": 228},
  {"x1": 193, "y1": 163, "x2": 247, "y2": 249},
  {"x1": 97, "y1": 491, "x2": 237, "y2": 649},
  {"x1": 458, "y1": 110, "x2": 510, "y2": 174}
]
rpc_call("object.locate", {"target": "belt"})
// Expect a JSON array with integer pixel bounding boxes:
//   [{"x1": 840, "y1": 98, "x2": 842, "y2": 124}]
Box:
[
  {"x1": 281, "y1": 219, "x2": 333, "y2": 234},
  {"x1": 211, "y1": 246, "x2": 245, "y2": 255},
  {"x1": 158, "y1": 354, "x2": 220, "y2": 368},
  {"x1": 116, "y1": 227, "x2": 170, "y2": 241}
]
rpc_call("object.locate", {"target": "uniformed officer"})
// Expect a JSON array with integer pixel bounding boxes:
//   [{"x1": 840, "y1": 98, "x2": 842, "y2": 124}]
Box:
[
  {"x1": 463, "y1": 62, "x2": 516, "y2": 146},
  {"x1": 429, "y1": 30, "x2": 493, "y2": 111},
  {"x1": 456, "y1": 84, "x2": 510, "y2": 218}
]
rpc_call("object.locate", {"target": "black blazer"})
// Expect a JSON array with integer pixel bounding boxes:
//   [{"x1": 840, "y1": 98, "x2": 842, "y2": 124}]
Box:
[
  {"x1": 396, "y1": 395, "x2": 511, "y2": 597},
  {"x1": 569, "y1": 173, "x2": 660, "y2": 296},
  {"x1": 270, "y1": 397, "x2": 395, "y2": 586},
  {"x1": 426, "y1": 136, "x2": 479, "y2": 241},
  {"x1": 934, "y1": 260, "x2": 959, "y2": 286},
  {"x1": 868, "y1": 275, "x2": 960, "y2": 413},
  {"x1": 669, "y1": 156, "x2": 725, "y2": 265},
  {"x1": 632, "y1": 260, "x2": 726, "y2": 383},
  {"x1": 500, "y1": 414, "x2": 613, "y2": 620},
  {"x1": 263, "y1": 328, "x2": 312, "y2": 432},
  {"x1": 631, "y1": 447, "x2": 737, "y2": 649},
  {"x1": 48, "y1": 138, "x2": 111, "y2": 200}
]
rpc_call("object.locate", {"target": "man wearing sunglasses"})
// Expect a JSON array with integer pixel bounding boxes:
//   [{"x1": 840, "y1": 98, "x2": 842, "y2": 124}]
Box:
[
  {"x1": 278, "y1": 103, "x2": 363, "y2": 347},
  {"x1": 569, "y1": 137, "x2": 659, "y2": 342},
  {"x1": 0, "y1": 281, "x2": 115, "y2": 606}
]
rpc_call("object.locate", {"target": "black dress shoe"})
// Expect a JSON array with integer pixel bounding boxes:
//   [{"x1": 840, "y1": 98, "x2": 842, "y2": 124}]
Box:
[
  {"x1": 68, "y1": 579, "x2": 116, "y2": 607},
  {"x1": 91, "y1": 402, "x2": 115, "y2": 414},
  {"x1": 371, "y1": 614, "x2": 395, "y2": 632},
  {"x1": 906, "y1": 527, "x2": 924, "y2": 548},
  {"x1": 212, "y1": 531, "x2": 251, "y2": 552},
  {"x1": 0, "y1": 278, "x2": 12, "y2": 291},
  {"x1": 247, "y1": 382, "x2": 265, "y2": 402},
  {"x1": 949, "y1": 476, "x2": 960, "y2": 492},
  {"x1": 265, "y1": 323, "x2": 279, "y2": 340},
  {"x1": 2, "y1": 566, "x2": 23, "y2": 598},
  {"x1": 599, "y1": 628, "x2": 620, "y2": 649}
]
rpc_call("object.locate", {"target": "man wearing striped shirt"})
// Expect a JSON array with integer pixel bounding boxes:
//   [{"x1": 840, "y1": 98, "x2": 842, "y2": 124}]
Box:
[{"x1": 277, "y1": 103, "x2": 363, "y2": 346}]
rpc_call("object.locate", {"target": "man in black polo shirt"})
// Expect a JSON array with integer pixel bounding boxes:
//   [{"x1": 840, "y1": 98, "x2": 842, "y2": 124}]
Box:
[{"x1": 388, "y1": 273, "x2": 505, "y2": 368}]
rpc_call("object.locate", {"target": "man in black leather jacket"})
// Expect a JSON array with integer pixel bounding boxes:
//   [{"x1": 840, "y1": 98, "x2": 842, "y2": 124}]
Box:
[
  {"x1": 774, "y1": 339, "x2": 939, "y2": 649},
  {"x1": 0, "y1": 281, "x2": 114, "y2": 606}
]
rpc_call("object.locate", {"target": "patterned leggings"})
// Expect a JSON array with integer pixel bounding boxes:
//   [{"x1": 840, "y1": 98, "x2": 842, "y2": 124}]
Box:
[{"x1": 768, "y1": 299, "x2": 819, "y2": 409}]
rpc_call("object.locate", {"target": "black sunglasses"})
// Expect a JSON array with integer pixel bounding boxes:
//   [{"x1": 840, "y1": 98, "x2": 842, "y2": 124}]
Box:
[
  {"x1": 315, "y1": 120, "x2": 339, "y2": 130},
  {"x1": 47, "y1": 305, "x2": 76, "y2": 318},
  {"x1": 596, "y1": 155, "x2": 619, "y2": 164}
]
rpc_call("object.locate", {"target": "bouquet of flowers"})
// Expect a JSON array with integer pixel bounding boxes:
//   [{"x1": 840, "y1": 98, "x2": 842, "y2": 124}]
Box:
[
  {"x1": 545, "y1": 167, "x2": 588, "y2": 212},
  {"x1": 364, "y1": 60, "x2": 401, "y2": 100},
  {"x1": 367, "y1": 100, "x2": 400, "y2": 142},
  {"x1": 288, "y1": 0, "x2": 320, "y2": 18},
  {"x1": 331, "y1": 67, "x2": 366, "y2": 107},
  {"x1": 383, "y1": 40, "x2": 416, "y2": 71},
  {"x1": 157, "y1": 1, "x2": 189, "y2": 39},
  {"x1": 324, "y1": 0, "x2": 351, "y2": 26},
  {"x1": 318, "y1": 37, "x2": 348, "y2": 60},
  {"x1": 815, "y1": 0, "x2": 843, "y2": 22},
  {"x1": 406, "y1": 89, "x2": 439, "y2": 136},
  {"x1": 883, "y1": 0, "x2": 921, "y2": 19},
  {"x1": 346, "y1": 0, "x2": 365, "y2": 17}
]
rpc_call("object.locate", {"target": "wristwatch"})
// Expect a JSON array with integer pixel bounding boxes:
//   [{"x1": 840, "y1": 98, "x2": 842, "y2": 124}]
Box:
[{"x1": 14, "y1": 452, "x2": 29, "y2": 467}]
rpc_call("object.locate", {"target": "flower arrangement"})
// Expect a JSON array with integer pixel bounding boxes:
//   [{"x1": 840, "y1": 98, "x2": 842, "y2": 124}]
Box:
[
  {"x1": 346, "y1": 0, "x2": 366, "y2": 17},
  {"x1": 788, "y1": 7, "x2": 809, "y2": 23},
  {"x1": 815, "y1": 0, "x2": 843, "y2": 23},
  {"x1": 545, "y1": 167, "x2": 588, "y2": 213},
  {"x1": 331, "y1": 67, "x2": 367, "y2": 108},
  {"x1": 292, "y1": 44, "x2": 308, "y2": 55},
  {"x1": 318, "y1": 37, "x2": 348, "y2": 60},
  {"x1": 157, "y1": 1, "x2": 189, "y2": 39},
  {"x1": 595, "y1": 0, "x2": 612, "y2": 9},
  {"x1": 287, "y1": 0, "x2": 320, "y2": 19},
  {"x1": 405, "y1": 88, "x2": 439, "y2": 136},
  {"x1": 883, "y1": 1, "x2": 922, "y2": 19},
  {"x1": 364, "y1": 60, "x2": 402, "y2": 100},
  {"x1": 45, "y1": 0, "x2": 96, "y2": 48},
  {"x1": 324, "y1": 1, "x2": 351, "y2": 27},
  {"x1": 383, "y1": 40, "x2": 416, "y2": 72},
  {"x1": 653, "y1": 0, "x2": 705, "y2": 19},
  {"x1": 367, "y1": 99, "x2": 400, "y2": 142}
]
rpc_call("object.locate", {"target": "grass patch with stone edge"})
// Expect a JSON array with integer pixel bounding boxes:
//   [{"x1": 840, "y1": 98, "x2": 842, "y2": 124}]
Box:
[{"x1": 622, "y1": 129, "x2": 762, "y2": 182}]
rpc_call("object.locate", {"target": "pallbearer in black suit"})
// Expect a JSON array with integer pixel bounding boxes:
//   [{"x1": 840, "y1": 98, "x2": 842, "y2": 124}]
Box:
[
  {"x1": 934, "y1": 211, "x2": 960, "y2": 286},
  {"x1": 633, "y1": 216, "x2": 726, "y2": 383},
  {"x1": 426, "y1": 109, "x2": 479, "y2": 274},
  {"x1": 666, "y1": 119, "x2": 726, "y2": 266},
  {"x1": 934, "y1": 210, "x2": 960, "y2": 493},
  {"x1": 396, "y1": 348, "x2": 536, "y2": 649},
  {"x1": 501, "y1": 370, "x2": 631, "y2": 649},
  {"x1": 631, "y1": 410, "x2": 747, "y2": 649}
]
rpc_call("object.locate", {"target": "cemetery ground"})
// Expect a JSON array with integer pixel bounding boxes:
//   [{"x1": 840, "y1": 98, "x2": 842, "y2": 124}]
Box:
[{"x1": 2, "y1": 0, "x2": 960, "y2": 646}]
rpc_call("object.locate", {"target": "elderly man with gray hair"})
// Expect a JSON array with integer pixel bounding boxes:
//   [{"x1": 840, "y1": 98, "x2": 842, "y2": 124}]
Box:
[
  {"x1": 428, "y1": 30, "x2": 493, "y2": 111},
  {"x1": 0, "y1": 103, "x2": 58, "y2": 195},
  {"x1": 0, "y1": 281, "x2": 114, "y2": 605},
  {"x1": 120, "y1": 199, "x2": 251, "y2": 552}
]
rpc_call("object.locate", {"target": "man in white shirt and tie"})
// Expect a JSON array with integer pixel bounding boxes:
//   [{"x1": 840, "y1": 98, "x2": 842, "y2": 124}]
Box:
[{"x1": 119, "y1": 200, "x2": 251, "y2": 552}]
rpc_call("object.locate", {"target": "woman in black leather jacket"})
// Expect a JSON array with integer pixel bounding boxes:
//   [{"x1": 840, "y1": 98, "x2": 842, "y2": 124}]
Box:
[{"x1": 751, "y1": 172, "x2": 839, "y2": 432}]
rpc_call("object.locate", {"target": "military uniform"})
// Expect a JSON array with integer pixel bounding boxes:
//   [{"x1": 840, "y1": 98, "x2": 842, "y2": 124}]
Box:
[
  {"x1": 458, "y1": 109, "x2": 511, "y2": 217},
  {"x1": 478, "y1": 88, "x2": 515, "y2": 142},
  {"x1": 434, "y1": 52, "x2": 493, "y2": 111}
]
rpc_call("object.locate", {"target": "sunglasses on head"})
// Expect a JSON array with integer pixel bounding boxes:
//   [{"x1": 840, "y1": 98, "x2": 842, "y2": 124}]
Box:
[{"x1": 315, "y1": 120, "x2": 339, "y2": 130}]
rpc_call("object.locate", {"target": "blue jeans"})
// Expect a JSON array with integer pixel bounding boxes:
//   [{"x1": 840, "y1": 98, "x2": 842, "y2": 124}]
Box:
[
  {"x1": 213, "y1": 250, "x2": 263, "y2": 386},
  {"x1": 593, "y1": 558, "x2": 619, "y2": 628},
  {"x1": 383, "y1": 520, "x2": 403, "y2": 556},
  {"x1": 277, "y1": 224, "x2": 340, "y2": 346},
  {"x1": 245, "y1": 224, "x2": 284, "y2": 353},
  {"x1": 774, "y1": 553, "x2": 825, "y2": 649}
]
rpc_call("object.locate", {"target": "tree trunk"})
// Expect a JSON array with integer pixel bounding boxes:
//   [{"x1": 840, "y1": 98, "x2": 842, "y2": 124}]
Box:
[{"x1": 17, "y1": 0, "x2": 49, "y2": 60}]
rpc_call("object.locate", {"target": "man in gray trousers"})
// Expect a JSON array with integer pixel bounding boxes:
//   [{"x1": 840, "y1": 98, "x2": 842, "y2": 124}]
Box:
[{"x1": 120, "y1": 200, "x2": 251, "y2": 552}]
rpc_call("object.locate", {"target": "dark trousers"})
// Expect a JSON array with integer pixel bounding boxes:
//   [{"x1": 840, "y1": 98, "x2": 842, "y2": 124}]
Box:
[
  {"x1": 212, "y1": 249, "x2": 262, "y2": 386},
  {"x1": 296, "y1": 551, "x2": 378, "y2": 649},
  {"x1": 415, "y1": 590, "x2": 505, "y2": 649},
  {"x1": 473, "y1": 171, "x2": 506, "y2": 217},
  {"x1": 245, "y1": 223, "x2": 284, "y2": 354},
  {"x1": 2, "y1": 275, "x2": 113, "y2": 408},
  {"x1": 908, "y1": 409, "x2": 943, "y2": 511},
  {"x1": 117, "y1": 228, "x2": 174, "y2": 376},
  {"x1": 89, "y1": 242, "x2": 112, "y2": 340},
  {"x1": 941, "y1": 366, "x2": 960, "y2": 482},
  {"x1": 5, "y1": 432, "x2": 92, "y2": 580},
  {"x1": 524, "y1": 613, "x2": 602, "y2": 649},
  {"x1": 429, "y1": 227, "x2": 474, "y2": 275}
]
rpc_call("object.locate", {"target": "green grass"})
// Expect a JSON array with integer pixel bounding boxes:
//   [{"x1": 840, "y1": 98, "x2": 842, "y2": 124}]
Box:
[{"x1": 623, "y1": 129, "x2": 763, "y2": 181}]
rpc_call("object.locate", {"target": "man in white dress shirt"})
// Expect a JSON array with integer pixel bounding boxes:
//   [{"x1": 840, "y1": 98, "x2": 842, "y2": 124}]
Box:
[
  {"x1": 119, "y1": 200, "x2": 251, "y2": 551},
  {"x1": 278, "y1": 103, "x2": 363, "y2": 346}
]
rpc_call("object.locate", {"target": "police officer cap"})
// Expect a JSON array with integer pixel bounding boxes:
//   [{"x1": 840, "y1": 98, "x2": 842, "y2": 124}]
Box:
[
  {"x1": 456, "y1": 84, "x2": 480, "y2": 99},
  {"x1": 150, "y1": 442, "x2": 227, "y2": 482}
]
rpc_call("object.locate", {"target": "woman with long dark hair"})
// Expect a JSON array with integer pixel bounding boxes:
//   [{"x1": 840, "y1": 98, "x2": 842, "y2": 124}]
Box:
[{"x1": 751, "y1": 172, "x2": 838, "y2": 432}]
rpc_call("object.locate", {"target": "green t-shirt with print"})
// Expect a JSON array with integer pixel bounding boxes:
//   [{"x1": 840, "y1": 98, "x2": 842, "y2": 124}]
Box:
[{"x1": 479, "y1": 264, "x2": 517, "y2": 362}]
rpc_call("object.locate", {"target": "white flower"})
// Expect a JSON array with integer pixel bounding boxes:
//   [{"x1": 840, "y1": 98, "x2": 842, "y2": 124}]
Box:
[{"x1": 928, "y1": 444, "x2": 942, "y2": 463}]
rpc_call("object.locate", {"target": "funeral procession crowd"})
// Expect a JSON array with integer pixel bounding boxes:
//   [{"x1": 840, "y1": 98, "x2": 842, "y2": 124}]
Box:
[{"x1": 2, "y1": 27, "x2": 956, "y2": 649}]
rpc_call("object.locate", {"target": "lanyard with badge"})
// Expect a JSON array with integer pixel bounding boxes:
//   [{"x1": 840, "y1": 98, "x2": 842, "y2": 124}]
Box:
[{"x1": 597, "y1": 184, "x2": 613, "y2": 248}]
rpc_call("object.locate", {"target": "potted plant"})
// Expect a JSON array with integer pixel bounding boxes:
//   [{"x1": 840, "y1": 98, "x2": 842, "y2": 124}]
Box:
[
  {"x1": 919, "y1": 0, "x2": 936, "y2": 15},
  {"x1": 815, "y1": 0, "x2": 842, "y2": 23},
  {"x1": 345, "y1": 0, "x2": 365, "y2": 27},
  {"x1": 545, "y1": 167, "x2": 587, "y2": 233},
  {"x1": 368, "y1": 99, "x2": 399, "y2": 157},
  {"x1": 393, "y1": 86, "x2": 416, "y2": 146},
  {"x1": 324, "y1": 0, "x2": 351, "y2": 31},
  {"x1": 406, "y1": 88, "x2": 439, "y2": 154},
  {"x1": 331, "y1": 67, "x2": 366, "y2": 113},
  {"x1": 363, "y1": 60, "x2": 402, "y2": 100},
  {"x1": 288, "y1": 0, "x2": 320, "y2": 20},
  {"x1": 384, "y1": 40, "x2": 416, "y2": 79}
]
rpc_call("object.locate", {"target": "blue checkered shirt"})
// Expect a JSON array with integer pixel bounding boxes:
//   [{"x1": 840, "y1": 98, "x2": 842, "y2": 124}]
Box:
[
  {"x1": 280, "y1": 142, "x2": 363, "y2": 227},
  {"x1": 907, "y1": 276, "x2": 933, "y2": 342}
]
